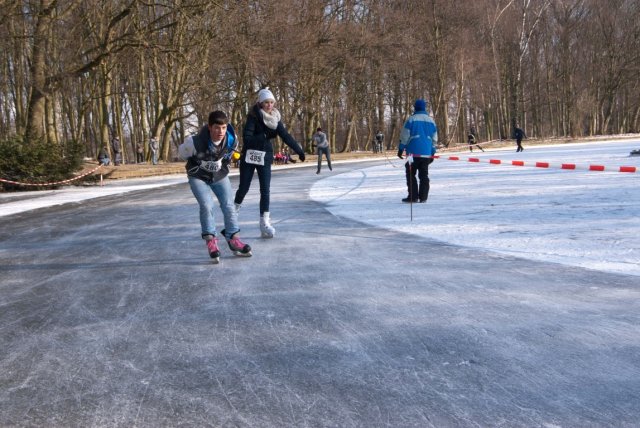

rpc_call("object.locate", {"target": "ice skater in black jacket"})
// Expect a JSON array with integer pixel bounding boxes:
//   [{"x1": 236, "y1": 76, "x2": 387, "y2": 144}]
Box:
[
  {"x1": 514, "y1": 126, "x2": 526, "y2": 152},
  {"x1": 467, "y1": 128, "x2": 484, "y2": 152},
  {"x1": 234, "y1": 88, "x2": 306, "y2": 238}
]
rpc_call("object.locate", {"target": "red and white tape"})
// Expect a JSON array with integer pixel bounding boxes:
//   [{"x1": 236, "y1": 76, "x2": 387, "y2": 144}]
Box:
[
  {"x1": 431, "y1": 155, "x2": 637, "y2": 173},
  {"x1": 0, "y1": 164, "x2": 104, "y2": 187},
  {"x1": 400, "y1": 155, "x2": 638, "y2": 173}
]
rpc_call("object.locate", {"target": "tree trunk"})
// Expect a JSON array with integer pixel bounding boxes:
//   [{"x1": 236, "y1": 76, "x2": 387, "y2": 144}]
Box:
[{"x1": 25, "y1": 0, "x2": 55, "y2": 143}]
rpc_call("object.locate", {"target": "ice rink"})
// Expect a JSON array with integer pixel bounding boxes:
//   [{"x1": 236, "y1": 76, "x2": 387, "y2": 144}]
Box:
[{"x1": 1, "y1": 140, "x2": 639, "y2": 426}]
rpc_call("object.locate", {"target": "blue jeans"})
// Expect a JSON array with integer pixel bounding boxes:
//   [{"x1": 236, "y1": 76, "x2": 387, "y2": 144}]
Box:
[
  {"x1": 235, "y1": 156, "x2": 273, "y2": 214},
  {"x1": 188, "y1": 176, "x2": 239, "y2": 239},
  {"x1": 151, "y1": 151, "x2": 158, "y2": 165}
]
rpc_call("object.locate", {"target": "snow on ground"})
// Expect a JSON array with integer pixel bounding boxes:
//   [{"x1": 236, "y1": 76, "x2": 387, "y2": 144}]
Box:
[
  {"x1": 0, "y1": 175, "x2": 187, "y2": 217},
  {"x1": 310, "y1": 139, "x2": 640, "y2": 277}
]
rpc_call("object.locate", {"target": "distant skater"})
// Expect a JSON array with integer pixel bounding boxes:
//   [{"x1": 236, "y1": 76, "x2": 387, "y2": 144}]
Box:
[
  {"x1": 515, "y1": 126, "x2": 526, "y2": 152},
  {"x1": 312, "y1": 127, "x2": 332, "y2": 174},
  {"x1": 468, "y1": 128, "x2": 484, "y2": 152}
]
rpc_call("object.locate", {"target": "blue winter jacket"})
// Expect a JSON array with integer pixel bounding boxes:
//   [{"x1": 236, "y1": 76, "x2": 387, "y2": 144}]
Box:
[{"x1": 399, "y1": 110, "x2": 438, "y2": 157}]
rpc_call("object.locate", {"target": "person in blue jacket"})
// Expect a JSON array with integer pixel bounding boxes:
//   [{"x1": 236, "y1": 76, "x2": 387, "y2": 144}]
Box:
[
  {"x1": 397, "y1": 99, "x2": 438, "y2": 203},
  {"x1": 178, "y1": 110, "x2": 251, "y2": 263}
]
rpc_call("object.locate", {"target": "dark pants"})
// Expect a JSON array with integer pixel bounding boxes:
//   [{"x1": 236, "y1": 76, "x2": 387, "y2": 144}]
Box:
[
  {"x1": 516, "y1": 138, "x2": 524, "y2": 152},
  {"x1": 136, "y1": 152, "x2": 144, "y2": 163},
  {"x1": 235, "y1": 156, "x2": 273, "y2": 214},
  {"x1": 405, "y1": 157, "x2": 432, "y2": 202},
  {"x1": 317, "y1": 146, "x2": 332, "y2": 172}
]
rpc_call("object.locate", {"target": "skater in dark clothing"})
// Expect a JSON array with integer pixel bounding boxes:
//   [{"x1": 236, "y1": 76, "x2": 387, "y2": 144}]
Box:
[
  {"x1": 374, "y1": 130, "x2": 384, "y2": 153},
  {"x1": 397, "y1": 99, "x2": 438, "y2": 203},
  {"x1": 234, "y1": 88, "x2": 306, "y2": 238},
  {"x1": 178, "y1": 110, "x2": 251, "y2": 263},
  {"x1": 514, "y1": 126, "x2": 526, "y2": 152},
  {"x1": 468, "y1": 128, "x2": 484, "y2": 152}
]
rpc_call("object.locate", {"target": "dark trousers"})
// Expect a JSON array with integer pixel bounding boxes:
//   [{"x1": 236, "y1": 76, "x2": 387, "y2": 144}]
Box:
[
  {"x1": 405, "y1": 157, "x2": 431, "y2": 202},
  {"x1": 317, "y1": 146, "x2": 332, "y2": 172},
  {"x1": 136, "y1": 153, "x2": 144, "y2": 163},
  {"x1": 235, "y1": 157, "x2": 273, "y2": 214},
  {"x1": 516, "y1": 138, "x2": 523, "y2": 152}
]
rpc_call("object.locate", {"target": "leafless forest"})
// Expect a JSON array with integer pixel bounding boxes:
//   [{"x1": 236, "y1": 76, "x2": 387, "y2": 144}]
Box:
[{"x1": 1, "y1": 0, "x2": 639, "y2": 162}]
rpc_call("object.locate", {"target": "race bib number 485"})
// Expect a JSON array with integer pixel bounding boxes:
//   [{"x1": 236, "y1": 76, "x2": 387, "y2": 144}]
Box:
[{"x1": 246, "y1": 149, "x2": 266, "y2": 166}]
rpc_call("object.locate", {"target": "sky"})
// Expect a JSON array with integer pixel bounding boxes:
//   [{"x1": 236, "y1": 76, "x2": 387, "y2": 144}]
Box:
[{"x1": 2, "y1": 139, "x2": 639, "y2": 277}]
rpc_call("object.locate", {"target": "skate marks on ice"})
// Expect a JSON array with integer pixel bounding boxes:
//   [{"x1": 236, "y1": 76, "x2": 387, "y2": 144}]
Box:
[{"x1": 1, "y1": 162, "x2": 640, "y2": 426}]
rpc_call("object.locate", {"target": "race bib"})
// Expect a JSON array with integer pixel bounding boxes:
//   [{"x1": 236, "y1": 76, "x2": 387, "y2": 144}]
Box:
[
  {"x1": 246, "y1": 149, "x2": 266, "y2": 166},
  {"x1": 201, "y1": 159, "x2": 222, "y2": 172}
]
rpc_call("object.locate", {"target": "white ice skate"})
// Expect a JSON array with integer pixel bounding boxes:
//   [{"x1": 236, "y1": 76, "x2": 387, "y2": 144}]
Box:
[{"x1": 260, "y1": 212, "x2": 275, "y2": 238}]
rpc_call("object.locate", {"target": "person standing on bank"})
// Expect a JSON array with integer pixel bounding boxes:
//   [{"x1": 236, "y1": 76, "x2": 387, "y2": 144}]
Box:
[
  {"x1": 112, "y1": 137, "x2": 122, "y2": 166},
  {"x1": 150, "y1": 137, "x2": 159, "y2": 165},
  {"x1": 234, "y1": 88, "x2": 306, "y2": 238},
  {"x1": 135, "y1": 142, "x2": 144, "y2": 163},
  {"x1": 178, "y1": 110, "x2": 251, "y2": 263},
  {"x1": 397, "y1": 99, "x2": 438, "y2": 203},
  {"x1": 312, "y1": 127, "x2": 332, "y2": 174}
]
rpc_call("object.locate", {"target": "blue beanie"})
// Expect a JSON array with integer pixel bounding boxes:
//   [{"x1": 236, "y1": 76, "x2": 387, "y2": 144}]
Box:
[{"x1": 414, "y1": 99, "x2": 427, "y2": 111}]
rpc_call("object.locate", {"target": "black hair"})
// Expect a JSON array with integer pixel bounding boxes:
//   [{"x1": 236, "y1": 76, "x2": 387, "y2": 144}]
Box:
[{"x1": 208, "y1": 111, "x2": 228, "y2": 126}]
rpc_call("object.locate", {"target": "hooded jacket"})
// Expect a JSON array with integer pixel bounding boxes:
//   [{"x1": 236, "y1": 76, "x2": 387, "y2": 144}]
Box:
[
  {"x1": 399, "y1": 107, "x2": 438, "y2": 157},
  {"x1": 179, "y1": 123, "x2": 238, "y2": 183}
]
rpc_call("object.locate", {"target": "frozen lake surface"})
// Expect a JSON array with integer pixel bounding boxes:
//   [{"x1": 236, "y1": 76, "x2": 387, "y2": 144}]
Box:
[{"x1": 1, "y1": 139, "x2": 639, "y2": 426}]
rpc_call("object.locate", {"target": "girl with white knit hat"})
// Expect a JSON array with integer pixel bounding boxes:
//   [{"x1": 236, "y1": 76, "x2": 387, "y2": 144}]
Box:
[{"x1": 234, "y1": 88, "x2": 306, "y2": 238}]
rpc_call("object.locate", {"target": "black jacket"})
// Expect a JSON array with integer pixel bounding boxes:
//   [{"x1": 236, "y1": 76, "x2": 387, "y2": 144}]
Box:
[
  {"x1": 184, "y1": 124, "x2": 237, "y2": 183},
  {"x1": 242, "y1": 104, "x2": 304, "y2": 163}
]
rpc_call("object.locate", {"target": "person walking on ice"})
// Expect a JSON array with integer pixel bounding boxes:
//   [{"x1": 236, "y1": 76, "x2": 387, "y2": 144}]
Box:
[
  {"x1": 178, "y1": 111, "x2": 251, "y2": 263},
  {"x1": 397, "y1": 98, "x2": 438, "y2": 203},
  {"x1": 234, "y1": 88, "x2": 306, "y2": 238}
]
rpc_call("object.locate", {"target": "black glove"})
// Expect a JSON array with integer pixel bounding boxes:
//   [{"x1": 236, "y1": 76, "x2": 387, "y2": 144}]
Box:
[
  {"x1": 397, "y1": 149, "x2": 403, "y2": 159},
  {"x1": 298, "y1": 152, "x2": 306, "y2": 162}
]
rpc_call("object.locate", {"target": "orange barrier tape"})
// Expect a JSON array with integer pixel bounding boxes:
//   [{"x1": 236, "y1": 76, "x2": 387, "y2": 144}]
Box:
[{"x1": 0, "y1": 164, "x2": 103, "y2": 187}]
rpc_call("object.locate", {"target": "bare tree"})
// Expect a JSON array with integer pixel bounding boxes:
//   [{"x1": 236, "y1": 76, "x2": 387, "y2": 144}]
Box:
[{"x1": 1, "y1": 0, "x2": 639, "y2": 157}]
